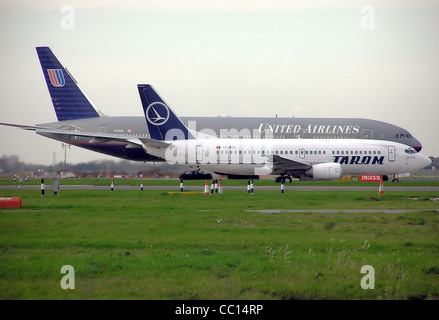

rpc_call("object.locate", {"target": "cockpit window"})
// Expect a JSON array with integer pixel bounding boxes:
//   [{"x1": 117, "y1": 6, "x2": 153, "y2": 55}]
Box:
[
  {"x1": 405, "y1": 149, "x2": 416, "y2": 154},
  {"x1": 395, "y1": 133, "x2": 413, "y2": 139}
]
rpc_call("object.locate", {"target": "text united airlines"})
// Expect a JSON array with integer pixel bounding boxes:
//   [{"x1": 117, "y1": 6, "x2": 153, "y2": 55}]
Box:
[{"x1": 258, "y1": 124, "x2": 361, "y2": 134}]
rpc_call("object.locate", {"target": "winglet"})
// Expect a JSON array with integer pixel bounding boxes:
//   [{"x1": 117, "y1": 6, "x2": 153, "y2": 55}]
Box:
[{"x1": 137, "y1": 84, "x2": 194, "y2": 141}]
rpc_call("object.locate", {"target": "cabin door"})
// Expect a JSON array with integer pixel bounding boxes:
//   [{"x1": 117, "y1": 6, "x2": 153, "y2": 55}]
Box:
[
  {"x1": 388, "y1": 145, "x2": 396, "y2": 162},
  {"x1": 196, "y1": 145, "x2": 203, "y2": 163}
]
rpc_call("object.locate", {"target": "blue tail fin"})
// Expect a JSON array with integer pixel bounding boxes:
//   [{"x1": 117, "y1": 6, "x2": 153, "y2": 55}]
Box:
[
  {"x1": 137, "y1": 84, "x2": 194, "y2": 141},
  {"x1": 36, "y1": 47, "x2": 101, "y2": 121}
]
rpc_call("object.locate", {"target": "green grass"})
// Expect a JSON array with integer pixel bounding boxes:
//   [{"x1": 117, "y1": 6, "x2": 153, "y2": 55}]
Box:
[{"x1": 0, "y1": 187, "x2": 438, "y2": 299}]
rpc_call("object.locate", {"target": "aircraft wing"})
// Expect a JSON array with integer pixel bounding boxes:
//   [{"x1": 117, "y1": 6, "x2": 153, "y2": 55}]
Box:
[
  {"x1": 0, "y1": 121, "x2": 170, "y2": 149},
  {"x1": 270, "y1": 155, "x2": 311, "y2": 175},
  {"x1": 0, "y1": 122, "x2": 143, "y2": 146}
]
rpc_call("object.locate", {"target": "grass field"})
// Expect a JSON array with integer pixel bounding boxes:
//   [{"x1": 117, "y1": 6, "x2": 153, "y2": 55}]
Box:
[{"x1": 1, "y1": 181, "x2": 438, "y2": 300}]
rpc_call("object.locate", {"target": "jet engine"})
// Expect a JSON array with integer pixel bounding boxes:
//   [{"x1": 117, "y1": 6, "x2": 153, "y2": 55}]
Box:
[{"x1": 305, "y1": 163, "x2": 343, "y2": 180}]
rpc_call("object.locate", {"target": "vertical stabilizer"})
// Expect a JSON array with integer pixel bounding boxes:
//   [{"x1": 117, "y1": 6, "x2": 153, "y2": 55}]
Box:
[
  {"x1": 36, "y1": 47, "x2": 102, "y2": 121},
  {"x1": 137, "y1": 84, "x2": 194, "y2": 141}
]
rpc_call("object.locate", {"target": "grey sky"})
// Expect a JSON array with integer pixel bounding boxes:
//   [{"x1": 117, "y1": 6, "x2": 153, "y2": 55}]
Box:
[{"x1": 1, "y1": 1, "x2": 438, "y2": 165}]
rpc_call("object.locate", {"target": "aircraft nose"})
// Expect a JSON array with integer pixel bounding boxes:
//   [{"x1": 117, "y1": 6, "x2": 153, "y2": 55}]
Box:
[
  {"x1": 413, "y1": 138, "x2": 422, "y2": 152},
  {"x1": 422, "y1": 155, "x2": 432, "y2": 168}
]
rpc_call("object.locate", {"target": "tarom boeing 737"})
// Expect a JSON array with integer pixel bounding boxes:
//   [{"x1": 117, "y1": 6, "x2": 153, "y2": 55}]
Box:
[{"x1": 135, "y1": 84, "x2": 430, "y2": 182}]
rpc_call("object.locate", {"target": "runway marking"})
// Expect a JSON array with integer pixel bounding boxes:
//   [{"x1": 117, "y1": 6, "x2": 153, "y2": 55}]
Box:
[{"x1": 168, "y1": 192, "x2": 203, "y2": 195}]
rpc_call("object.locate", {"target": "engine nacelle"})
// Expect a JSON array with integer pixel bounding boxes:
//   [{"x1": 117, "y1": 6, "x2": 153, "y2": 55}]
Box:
[{"x1": 305, "y1": 163, "x2": 343, "y2": 180}]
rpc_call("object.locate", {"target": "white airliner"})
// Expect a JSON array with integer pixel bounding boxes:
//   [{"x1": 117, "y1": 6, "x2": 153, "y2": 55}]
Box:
[{"x1": 137, "y1": 84, "x2": 431, "y2": 181}]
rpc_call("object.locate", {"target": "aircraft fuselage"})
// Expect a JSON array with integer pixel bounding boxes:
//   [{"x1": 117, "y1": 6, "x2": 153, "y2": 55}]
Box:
[{"x1": 37, "y1": 116, "x2": 422, "y2": 162}]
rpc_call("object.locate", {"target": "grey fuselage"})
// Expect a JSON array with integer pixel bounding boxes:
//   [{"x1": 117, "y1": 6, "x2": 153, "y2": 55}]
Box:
[
  {"x1": 42, "y1": 116, "x2": 422, "y2": 161},
  {"x1": 38, "y1": 116, "x2": 422, "y2": 162}
]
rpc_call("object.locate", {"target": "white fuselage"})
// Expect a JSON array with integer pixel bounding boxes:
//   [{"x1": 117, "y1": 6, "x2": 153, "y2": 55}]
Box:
[{"x1": 143, "y1": 138, "x2": 430, "y2": 178}]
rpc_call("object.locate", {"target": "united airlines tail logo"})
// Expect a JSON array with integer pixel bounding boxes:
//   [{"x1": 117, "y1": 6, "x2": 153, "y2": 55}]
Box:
[
  {"x1": 146, "y1": 102, "x2": 170, "y2": 126},
  {"x1": 48, "y1": 69, "x2": 65, "y2": 87}
]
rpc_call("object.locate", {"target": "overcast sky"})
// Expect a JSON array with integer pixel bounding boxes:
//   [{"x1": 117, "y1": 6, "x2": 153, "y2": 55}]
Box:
[{"x1": 0, "y1": 0, "x2": 438, "y2": 165}]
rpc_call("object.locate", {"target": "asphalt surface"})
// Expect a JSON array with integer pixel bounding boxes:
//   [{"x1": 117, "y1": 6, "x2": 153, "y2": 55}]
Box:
[
  {"x1": 3, "y1": 184, "x2": 438, "y2": 214},
  {"x1": 1, "y1": 185, "x2": 439, "y2": 192}
]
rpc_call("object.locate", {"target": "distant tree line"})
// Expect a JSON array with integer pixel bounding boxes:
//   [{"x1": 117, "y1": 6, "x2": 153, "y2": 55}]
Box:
[{"x1": 0, "y1": 155, "x2": 184, "y2": 176}]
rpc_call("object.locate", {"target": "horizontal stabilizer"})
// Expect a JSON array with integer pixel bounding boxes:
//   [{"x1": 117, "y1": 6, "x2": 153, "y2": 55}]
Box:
[
  {"x1": 139, "y1": 137, "x2": 170, "y2": 149},
  {"x1": 0, "y1": 122, "x2": 40, "y2": 131}
]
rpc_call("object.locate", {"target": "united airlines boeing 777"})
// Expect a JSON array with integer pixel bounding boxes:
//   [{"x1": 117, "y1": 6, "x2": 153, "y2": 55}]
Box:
[{"x1": 0, "y1": 47, "x2": 428, "y2": 180}]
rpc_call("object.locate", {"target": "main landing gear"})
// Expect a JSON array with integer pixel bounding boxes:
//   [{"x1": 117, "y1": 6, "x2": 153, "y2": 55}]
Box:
[
  {"x1": 275, "y1": 175, "x2": 292, "y2": 183},
  {"x1": 180, "y1": 170, "x2": 213, "y2": 180}
]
